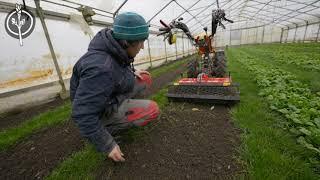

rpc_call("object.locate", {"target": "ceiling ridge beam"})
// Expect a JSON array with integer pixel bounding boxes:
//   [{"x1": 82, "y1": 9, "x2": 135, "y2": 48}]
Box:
[
  {"x1": 242, "y1": 9, "x2": 297, "y2": 24},
  {"x1": 240, "y1": 13, "x2": 288, "y2": 27},
  {"x1": 267, "y1": 0, "x2": 319, "y2": 27},
  {"x1": 248, "y1": 0, "x2": 273, "y2": 20},
  {"x1": 245, "y1": 4, "x2": 306, "y2": 22},
  {"x1": 188, "y1": 0, "x2": 247, "y2": 31},
  {"x1": 251, "y1": 0, "x2": 319, "y2": 18},
  {"x1": 174, "y1": 0, "x2": 202, "y2": 21},
  {"x1": 189, "y1": 0, "x2": 228, "y2": 12},
  {"x1": 174, "y1": 0, "x2": 205, "y2": 27},
  {"x1": 185, "y1": 2, "x2": 215, "y2": 22},
  {"x1": 286, "y1": 0, "x2": 320, "y2": 9},
  {"x1": 239, "y1": 0, "x2": 250, "y2": 16}
]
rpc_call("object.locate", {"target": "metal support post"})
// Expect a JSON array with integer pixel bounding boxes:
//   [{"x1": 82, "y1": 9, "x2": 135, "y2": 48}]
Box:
[
  {"x1": 280, "y1": 28, "x2": 284, "y2": 43},
  {"x1": 270, "y1": 26, "x2": 273, "y2": 43},
  {"x1": 303, "y1": 21, "x2": 308, "y2": 43},
  {"x1": 147, "y1": 39, "x2": 152, "y2": 67},
  {"x1": 113, "y1": 0, "x2": 128, "y2": 19},
  {"x1": 316, "y1": 23, "x2": 320, "y2": 42},
  {"x1": 255, "y1": 27, "x2": 259, "y2": 44},
  {"x1": 246, "y1": 29, "x2": 248, "y2": 44},
  {"x1": 187, "y1": 39, "x2": 190, "y2": 55},
  {"x1": 293, "y1": 24, "x2": 298, "y2": 42},
  {"x1": 34, "y1": 0, "x2": 67, "y2": 98},
  {"x1": 240, "y1": 30, "x2": 242, "y2": 45},
  {"x1": 229, "y1": 29, "x2": 232, "y2": 46},
  {"x1": 246, "y1": 29, "x2": 249, "y2": 44},
  {"x1": 164, "y1": 38, "x2": 168, "y2": 63},
  {"x1": 285, "y1": 28, "x2": 289, "y2": 43},
  {"x1": 214, "y1": 36, "x2": 218, "y2": 48},
  {"x1": 261, "y1": 26, "x2": 265, "y2": 44},
  {"x1": 182, "y1": 34, "x2": 185, "y2": 57},
  {"x1": 245, "y1": 21, "x2": 248, "y2": 44},
  {"x1": 147, "y1": 0, "x2": 174, "y2": 23},
  {"x1": 175, "y1": 40, "x2": 178, "y2": 60}
]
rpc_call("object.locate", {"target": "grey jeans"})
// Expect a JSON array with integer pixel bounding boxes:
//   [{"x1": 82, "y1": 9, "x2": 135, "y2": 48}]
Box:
[{"x1": 102, "y1": 99, "x2": 160, "y2": 136}]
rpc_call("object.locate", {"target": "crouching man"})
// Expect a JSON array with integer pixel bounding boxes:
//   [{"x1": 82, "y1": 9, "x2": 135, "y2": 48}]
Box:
[{"x1": 70, "y1": 12, "x2": 160, "y2": 162}]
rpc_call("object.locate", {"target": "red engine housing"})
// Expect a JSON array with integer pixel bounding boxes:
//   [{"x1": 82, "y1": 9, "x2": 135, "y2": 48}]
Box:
[{"x1": 178, "y1": 76, "x2": 232, "y2": 86}]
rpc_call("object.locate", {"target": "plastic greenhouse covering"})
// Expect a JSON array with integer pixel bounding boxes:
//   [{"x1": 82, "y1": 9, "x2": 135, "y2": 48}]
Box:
[{"x1": 0, "y1": 0, "x2": 319, "y2": 113}]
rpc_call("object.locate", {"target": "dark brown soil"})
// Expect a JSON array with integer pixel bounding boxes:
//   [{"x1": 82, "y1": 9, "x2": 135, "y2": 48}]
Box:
[
  {"x1": 0, "y1": 120, "x2": 84, "y2": 180},
  {"x1": 0, "y1": 59, "x2": 189, "y2": 180},
  {"x1": 95, "y1": 103, "x2": 243, "y2": 179},
  {"x1": 145, "y1": 62, "x2": 187, "y2": 96},
  {"x1": 0, "y1": 55, "x2": 244, "y2": 179}
]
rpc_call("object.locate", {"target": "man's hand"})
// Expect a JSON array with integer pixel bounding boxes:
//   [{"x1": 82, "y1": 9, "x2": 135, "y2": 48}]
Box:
[
  {"x1": 108, "y1": 145, "x2": 125, "y2": 162},
  {"x1": 134, "y1": 69, "x2": 150, "y2": 80}
]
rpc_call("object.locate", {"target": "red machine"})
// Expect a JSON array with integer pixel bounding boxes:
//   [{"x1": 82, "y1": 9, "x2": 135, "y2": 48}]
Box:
[{"x1": 158, "y1": 3, "x2": 239, "y2": 104}]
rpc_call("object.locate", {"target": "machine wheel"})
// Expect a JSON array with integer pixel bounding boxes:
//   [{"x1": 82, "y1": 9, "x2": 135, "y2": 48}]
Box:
[
  {"x1": 187, "y1": 59, "x2": 199, "y2": 78},
  {"x1": 213, "y1": 51, "x2": 227, "y2": 77}
]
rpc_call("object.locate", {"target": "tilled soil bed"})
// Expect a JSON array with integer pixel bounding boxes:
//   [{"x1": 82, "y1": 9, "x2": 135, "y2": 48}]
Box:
[
  {"x1": 0, "y1": 60, "x2": 190, "y2": 180},
  {"x1": 95, "y1": 103, "x2": 243, "y2": 179},
  {"x1": 0, "y1": 120, "x2": 84, "y2": 179}
]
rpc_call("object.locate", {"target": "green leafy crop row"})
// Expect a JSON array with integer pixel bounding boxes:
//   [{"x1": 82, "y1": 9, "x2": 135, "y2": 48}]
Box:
[
  {"x1": 231, "y1": 49, "x2": 320, "y2": 155},
  {"x1": 241, "y1": 44, "x2": 320, "y2": 71}
]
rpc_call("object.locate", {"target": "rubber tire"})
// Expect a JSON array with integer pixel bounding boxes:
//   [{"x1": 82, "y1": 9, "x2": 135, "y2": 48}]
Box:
[
  {"x1": 213, "y1": 51, "x2": 227, "y2": 77},
  {"x1": 187, "y1": 59, "x2": 199, "y2": 78}
]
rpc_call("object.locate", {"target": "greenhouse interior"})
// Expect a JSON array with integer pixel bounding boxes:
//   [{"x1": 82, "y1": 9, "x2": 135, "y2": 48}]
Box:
[{"x1": 0, "y1": 0, "x2": 319, "y2": 179}]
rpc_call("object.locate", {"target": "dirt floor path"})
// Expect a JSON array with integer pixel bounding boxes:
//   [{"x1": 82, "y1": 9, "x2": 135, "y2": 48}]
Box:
[
  {"x1": 0, "y1": 120, "x2": 84, "y2": 179},
  {"x1": 0, "y1": 60, "x2": 189, "y2": 179},
  {"x1": 95, "y1": 103, "x2": 243, "y2": 179}
]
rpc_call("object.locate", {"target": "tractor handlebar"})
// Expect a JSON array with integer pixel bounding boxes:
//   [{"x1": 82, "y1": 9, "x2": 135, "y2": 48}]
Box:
[
  {"x1": 157, "y1": 18, "x2": 195, "y2": 44},
  {"x1": 212, "y1": 9, "x2": 233, "y2": 36}
]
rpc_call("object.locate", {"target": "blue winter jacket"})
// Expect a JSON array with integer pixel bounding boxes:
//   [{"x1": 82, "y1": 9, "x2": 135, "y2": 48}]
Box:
[{"x1": 70, "y1": 28, "x2": 135, "y2": 153}]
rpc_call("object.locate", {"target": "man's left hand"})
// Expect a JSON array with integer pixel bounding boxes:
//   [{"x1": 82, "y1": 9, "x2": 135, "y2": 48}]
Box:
[{"x1": 134, "y1": 70, "x2": 150, "y2": 80}]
